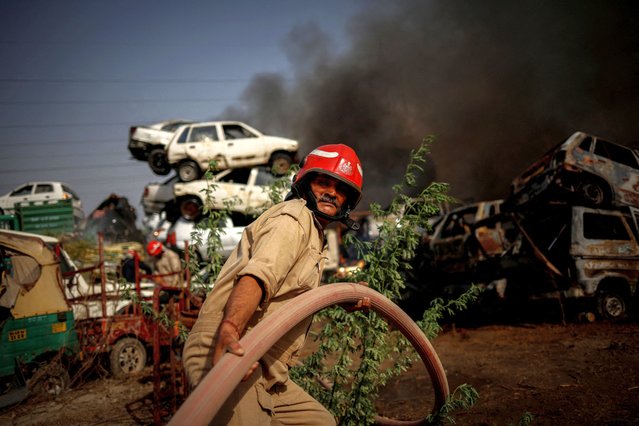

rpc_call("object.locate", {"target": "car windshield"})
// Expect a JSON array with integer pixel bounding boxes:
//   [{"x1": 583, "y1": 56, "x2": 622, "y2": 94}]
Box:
[{"x1": 10, "y1": 185, "x2": 33, "y2": 196}]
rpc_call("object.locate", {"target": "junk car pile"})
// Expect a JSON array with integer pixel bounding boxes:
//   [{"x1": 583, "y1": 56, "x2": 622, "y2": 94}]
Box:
[{"x1": 407, "y1": 131, "x2": 639, "y2": 320}]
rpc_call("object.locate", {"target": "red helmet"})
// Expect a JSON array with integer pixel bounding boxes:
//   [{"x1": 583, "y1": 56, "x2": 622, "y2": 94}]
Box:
[
  {"x1": 293, "y1": 144, "x2": 363, "y2": 211},
  {"x1": 146, "y1": 240, "x2": 163, "y2": 257}
]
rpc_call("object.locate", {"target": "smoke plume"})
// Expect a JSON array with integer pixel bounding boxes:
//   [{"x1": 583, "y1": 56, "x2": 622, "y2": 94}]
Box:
[{"x1": 220, "y1": 1, "x2": 639, "y2": 209}]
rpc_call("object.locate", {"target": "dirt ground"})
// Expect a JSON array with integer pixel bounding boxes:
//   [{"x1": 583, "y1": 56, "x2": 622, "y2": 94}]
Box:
[{"x1": 1, "y1": 319, "x2": 638, "y2": 425}]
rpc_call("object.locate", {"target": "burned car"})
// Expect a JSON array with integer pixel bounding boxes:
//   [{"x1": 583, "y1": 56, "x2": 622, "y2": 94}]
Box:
[
  {"x1": 421, "y1": 200, "x2": 505, "y2": 276},
  {"x1": 509, "y1": 131, "x2": 639, "y2": 209},
  {"x1": 408, "y1": 195, "x2": 639, "y2": 320},
  {"x1": 518, "y1": 205, "x2": 639, "y2": 319}
]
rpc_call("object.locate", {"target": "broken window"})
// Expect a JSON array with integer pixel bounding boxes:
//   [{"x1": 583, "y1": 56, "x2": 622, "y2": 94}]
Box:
[
  {"x1": 189, "y1": 125, "x2": 218, "y2": 143},
  {"x1": 583, "y1": 213, "x2": 630, "y2": 240},
  {"x1": 220, "y1": 168, "x2": 251, "y2": 184},
  {"x1": 223, "y1": 124, "x2": 256, "y2": 139},
  {"x1": 578, "y1": 136, "x2": 593, "y2": 151},
  {"x1": 594, "y1": 140, "x2": 639, "y2": 169}
]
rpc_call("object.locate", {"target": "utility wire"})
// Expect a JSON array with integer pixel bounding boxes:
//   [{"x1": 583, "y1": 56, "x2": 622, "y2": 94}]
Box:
[
  {"x1": 0, "y1": 162, "x2": 151, "y2": 174},
  {"x1": 0, "y1": 77, "x2": 253, "y2": 83},
  {"x1": 1, "y1": 138, "x2": 120, "y2": 147},
  {"x1": 0, "y1": 98, "x2": 235, "y2": 105},
  {"x1": 0, "y1": 122, "x2": 148, "y2": 129}
]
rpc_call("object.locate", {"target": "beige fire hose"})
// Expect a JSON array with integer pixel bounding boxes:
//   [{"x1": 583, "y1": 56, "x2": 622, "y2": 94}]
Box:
[{"x1": 168, "y1": 282, "x2": 449, "y2": 425}]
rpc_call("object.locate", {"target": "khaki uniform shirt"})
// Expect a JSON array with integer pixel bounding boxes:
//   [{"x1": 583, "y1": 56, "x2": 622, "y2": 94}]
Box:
[
  {"x1": 183, "y1": 199, "x2": 327, "y2": 388},
  {"x1": 155, "y1": 248, "x2": 183, "y2": 288}
]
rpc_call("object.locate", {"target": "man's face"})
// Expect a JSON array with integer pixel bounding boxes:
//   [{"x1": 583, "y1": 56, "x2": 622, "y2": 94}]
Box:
[{"x1": 309, "y1": 173, "x2": 349, "y2": 219}]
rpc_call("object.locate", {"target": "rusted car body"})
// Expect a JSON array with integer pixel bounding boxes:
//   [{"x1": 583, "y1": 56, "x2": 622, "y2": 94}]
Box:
[
  {"x1": 564, "y1": 206, "x2": 639, "y2": 318},
  {"x1": 424, "y1": 200, "x2": 504, "y2": 275},
  {"x1": 473, "y1": 205, "x2": 639, "y2": 318},
  {"x1": 510, "y1": 131, "x2": 639, "y2": 208},
  {"x1": 412, "y1": 199, "x2": 639, "y2": 319}
]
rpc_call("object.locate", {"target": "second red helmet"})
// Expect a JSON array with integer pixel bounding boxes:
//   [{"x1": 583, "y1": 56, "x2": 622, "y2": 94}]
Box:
[{"x1": 146, "y1": 240, "x2": 164, "y2": 257}]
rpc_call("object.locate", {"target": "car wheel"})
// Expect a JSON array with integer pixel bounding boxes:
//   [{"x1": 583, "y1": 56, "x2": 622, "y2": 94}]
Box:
[
  {"x1": 579, "y1": 181, "x2": 608, "y2": 206},
  {"x1": 180, "y1": 196, "x2": 203, "y2": 221},
  {"x1": 597, "y1": 292, "x2": 626, "y2": 320},
  {"x1": 148, "y1": 148, "x2": 171, "y2": 175},
  {"x1": 30, "y1": 363, "x2": 70, "y2": 397},
  {"x1": 109, "y1": 337, "x2": 147, "y2": 377},
  {"x1": 269, "y1": 153, "x2": 293, "y2": 176},
  {"x1": 178, "y1": 161, "x2": 201, "y2": 182}
]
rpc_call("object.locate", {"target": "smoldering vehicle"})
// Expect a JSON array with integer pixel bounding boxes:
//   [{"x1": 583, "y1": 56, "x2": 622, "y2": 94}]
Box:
[
  {"x1": 509, "y1": 131, "x2": 639, "y2": 209},
  {"x1": 407, "y1": 131, "x2": 639, "y2": 320}
]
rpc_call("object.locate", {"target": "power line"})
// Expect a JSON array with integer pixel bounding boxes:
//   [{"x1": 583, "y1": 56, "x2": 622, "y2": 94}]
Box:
[
  {"x1": 0, "y1": 162, "x2": 151, "y2": 174},
  {"x1": 0, "y1": 97, "x2": 236, "y2": 105},
  {"x1": 1, "y1": 151, "x2": 125, "y2": 160},
  {"x1": 1, "y1": 138, "x2": 120, "y2": 147},
  {"x1": 0, "y1": 77, "x2": 253, "y2": 83},
  {"x1": 0, "y1": 122, "x2": 141, "y2": 129}
]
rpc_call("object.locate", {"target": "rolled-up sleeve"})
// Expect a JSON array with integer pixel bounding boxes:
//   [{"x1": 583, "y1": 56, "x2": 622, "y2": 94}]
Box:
[{"x1": 236, "y1": 214, "x2": 305, "y2": 304}]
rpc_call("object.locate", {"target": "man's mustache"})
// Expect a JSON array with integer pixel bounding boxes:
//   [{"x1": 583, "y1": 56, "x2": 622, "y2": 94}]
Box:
[{"x1": 318, "y1": 194, "x2": 337, "y2": 206}]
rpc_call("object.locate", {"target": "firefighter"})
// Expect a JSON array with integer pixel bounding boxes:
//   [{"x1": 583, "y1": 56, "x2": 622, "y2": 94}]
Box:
[
  {"x1": 183, "y1": 144, "x2": 364, "y2": 425},
  {"x1": 146, "y1": 240, "x2": 183, "y2": 289}
]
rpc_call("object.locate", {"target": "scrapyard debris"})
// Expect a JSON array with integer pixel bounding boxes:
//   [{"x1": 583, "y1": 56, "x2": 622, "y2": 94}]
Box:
[
  {"x1": 83, "y1": 194, "x2": 144, "y2": 244},
  {"x1": 406, "y1": 131, "x2": 639, "y2": 322},
  {"x1": 509, "y1": 131, "x2": 639, "y2": 209}
]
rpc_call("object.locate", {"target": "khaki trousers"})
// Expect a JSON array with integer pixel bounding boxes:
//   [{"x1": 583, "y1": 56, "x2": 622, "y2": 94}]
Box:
[{"x1": 211, "y1": 369, "x2": 336, "y2": 426}]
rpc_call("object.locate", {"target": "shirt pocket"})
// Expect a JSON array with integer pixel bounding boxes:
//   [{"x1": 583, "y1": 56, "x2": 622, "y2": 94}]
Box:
[{"x1": 297, "y1": 247, "x2": 323, "y2": 290}]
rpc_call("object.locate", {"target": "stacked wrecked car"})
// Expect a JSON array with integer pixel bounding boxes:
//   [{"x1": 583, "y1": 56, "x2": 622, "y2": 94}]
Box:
[
  {"x1": 409, "y1": 131, "x2": 639, "y2": 320},
  {"x1": 129, "y1": 120, "x2": 299, "y2": 262}
]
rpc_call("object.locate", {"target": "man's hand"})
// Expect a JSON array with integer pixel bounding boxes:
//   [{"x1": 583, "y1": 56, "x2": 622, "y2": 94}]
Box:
[
  {"x1": 213, "y1": 320, "x2": 259, "y2": 381},
  {"x1": 339, "y1": 281, "x2": 371, "y2": 312},
  {"x1": 213, "y1": 320, "x2": 244, "y2": 363}
]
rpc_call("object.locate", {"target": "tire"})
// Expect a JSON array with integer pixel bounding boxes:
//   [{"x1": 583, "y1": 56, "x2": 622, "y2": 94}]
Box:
[
  {"x1": 178, "y1": 161, "x2": 201, "y2": 182},
  {"x1": 30, "y1": 363, "x2": 70, "y2": 397},
  {"x1": 598, "y1": 292, "x2": 627, "y2": 320},
  {"x1": 148, "y1": 148, "x2": 171, "y2": 175},
  {"x1": 179, "y1": 196, "x2": 203, "y2": 221},
  {"x1": 109, "y1": 337, "x2": 147, "y2": 377},
  {"x1": 578, "y1": 180, "x2": 608, "y2": 207},
  {"x1": 269, "y1": 153, "x2": 293, "y2": 176}
]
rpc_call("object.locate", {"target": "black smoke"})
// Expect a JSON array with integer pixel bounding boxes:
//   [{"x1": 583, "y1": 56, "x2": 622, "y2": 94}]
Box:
[{"x1": 219, "y1": 1, "x2": 639, "y2": 209}]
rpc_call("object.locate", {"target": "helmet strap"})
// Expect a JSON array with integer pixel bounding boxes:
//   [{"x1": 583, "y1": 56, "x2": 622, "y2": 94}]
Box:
[{"x1": 301, "y1": 186, "x2": 360, "y2": 231}]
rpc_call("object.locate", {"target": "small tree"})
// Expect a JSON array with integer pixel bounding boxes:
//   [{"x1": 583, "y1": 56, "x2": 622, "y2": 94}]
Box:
[{"x1": 291, "y1": 137, "x2": 479, "y2": 424}]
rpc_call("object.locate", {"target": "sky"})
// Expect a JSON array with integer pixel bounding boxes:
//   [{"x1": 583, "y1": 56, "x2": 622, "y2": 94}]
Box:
[
  {"x1": 2, "y1": 1, "x2": 639, "y2": 224},
  {"x1": 0, "y1": 0, "x2": 360, "y2": 220}
]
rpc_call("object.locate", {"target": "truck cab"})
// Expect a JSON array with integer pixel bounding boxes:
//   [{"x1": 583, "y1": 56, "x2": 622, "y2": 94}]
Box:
[
  {"x1": 516, "y1": 205, "x2": 639, "y2": 319},
  {"x1": 569, "y1": 206, "x2": 639, "y2": 318}
]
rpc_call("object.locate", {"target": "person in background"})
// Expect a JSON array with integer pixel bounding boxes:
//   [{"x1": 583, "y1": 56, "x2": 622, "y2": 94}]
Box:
[
  {"x1": 146, "y1": 240, "x2": 183, "y2": 289},
  {"x1": 119, "y1": 248, "x2": 152, "y2": 283},
  {"x1": 183, "y1": 144, "x2": 364, "y2": 425}
]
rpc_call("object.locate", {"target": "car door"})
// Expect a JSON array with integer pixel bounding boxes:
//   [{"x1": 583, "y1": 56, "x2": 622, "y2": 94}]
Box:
[
  {"x1": 182, "y1": 123, "x2": 220, "y2": 170},
  {"x1": 590, "y1": 139, "x2": 639, "y2": 206},
  {"x1": 216, "y1": 168, "x2": 254, "y2": 212},
  {"x1": 247, "y1": 167, "x2": 279, "y2": 211},
  {"x1": 168, "y1": 124, "x2": 219, "y2": 168},
  {"x1": 219, "y1": 123, "x2": 268, "y2": 168}
]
